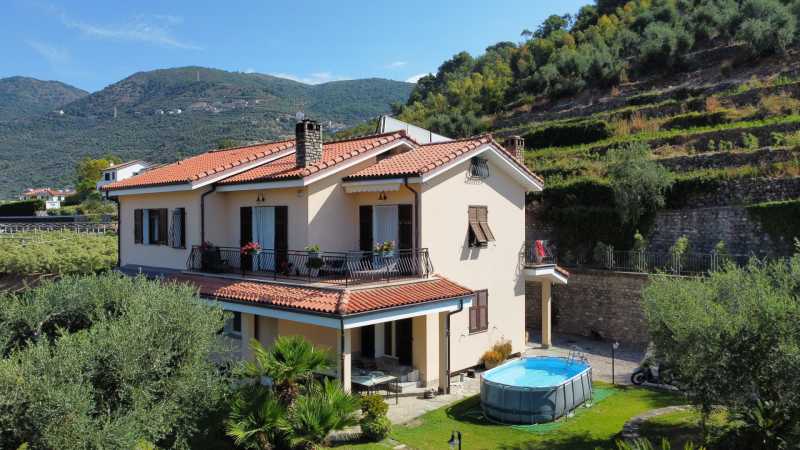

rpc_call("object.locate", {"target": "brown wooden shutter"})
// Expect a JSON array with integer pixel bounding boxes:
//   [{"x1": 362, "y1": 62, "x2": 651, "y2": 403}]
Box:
[
  {"x1": 274, "y1": 206, "x2": 288, "y2": 271},
  {"x1": 134, "y1": 209, "x2": 143, "y2": 244},
  {"x1": 158, "y1": 209, "x2": 168, "y2": 245},
  {"x1": 476, "y1": 206, "x2": 495, "y2": 242},
  {"x1": 179, "y1": 208, "x2": 186, "y2": 248},
  {"x1": 359, "y1": 205, "x2": 373, "y2": 251},
  {"x1": 398, "y1": 204, "x2": 413, "y2": 250},
  {"x1": 240, "y1": 207, "x2": 252, "y2": 271},
  {"x1": 468, "y1": 206, "x2": 487, "y2": 245},
  {"x1": 469, "y1": 290, "x2": 489, "y2": 333}
]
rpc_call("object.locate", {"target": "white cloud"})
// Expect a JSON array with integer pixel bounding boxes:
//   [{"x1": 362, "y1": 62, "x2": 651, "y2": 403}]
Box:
[
  {"x1": 385, "y1": 61, "x2": 407, "y2": 69},
  {"x1": 405, "y1": 73, "x2": 430, "y2": 83},
  {"x1": 64, "y1": 18, "x2": 202, "y2": 50},
  {"x1": 26, "y1": 40, "x2": 71, "y2": 65},
  {"x1": 270, "y1": 71, "x2": 349, "y2": 85},
  {"x1": 41, "y1": 4, "x2": 200, "y2": 50}
]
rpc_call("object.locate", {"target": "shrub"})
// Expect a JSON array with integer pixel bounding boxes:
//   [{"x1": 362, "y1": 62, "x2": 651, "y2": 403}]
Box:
[
  {"x1": 661, "y1": 110, "x2": 733, "y2": 130},
  {"x1": 481, "y1": 350, "x2": 504, "y2": 367},
  {"x1": 758, "y1": 93, "x2": 800, "y2": 116},
  {"x1": 361, "y1": 415, "x2": 392, "y2": 442},
  {"x1": 736, "y1": 0, "x2": 797, "y2": 57},
  {"x1": 523, "y1": 120, "x2": 613, "y2": 149},
  {"x1": 741, "y1": 133, "x2": 760, "y2": 150},
  {"x1": 639, "y1": 22, "x2": 694, "y2": 69},
  {"x1": 360, "y1": 394, "x2": 389, "y2": 419},
  {"x1": 492, "y1": 340, "x2": 513, "y2": 360},
  {"x1": 0, "y1": 200, "x2": 44, "y2": 217},
  {"x1": 0, "y1": 274, "x2": 229, "y2": 449}
]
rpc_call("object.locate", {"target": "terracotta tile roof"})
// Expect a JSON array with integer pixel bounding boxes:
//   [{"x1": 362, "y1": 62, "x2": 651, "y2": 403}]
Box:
[
  {"x1": 101, "y1": 139, "x2": 295, "y2": 191},
  {"x1": 218, "y1": 132, "x2": 407, "y2": 185},
  {"x1": 21, "y1": 188, "x2": 75, "y2": 197},
  {"x1": 345, "y1": 134, "x2": 543, "y2": 184},
  {"x1": 169, "y1": 274, "x2": 472, "y2": 315}
]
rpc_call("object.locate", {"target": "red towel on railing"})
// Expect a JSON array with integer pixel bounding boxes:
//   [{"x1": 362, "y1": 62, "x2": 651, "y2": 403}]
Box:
[{"x1": 535, "y1": 240, "x2": 546, "y2": 258}]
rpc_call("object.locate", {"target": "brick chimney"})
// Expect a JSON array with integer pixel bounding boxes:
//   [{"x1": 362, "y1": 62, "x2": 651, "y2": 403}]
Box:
[
  {"x1": 505, "y1": 135, "x2": 525, "y2": 162},
  {"x1": 295, "y1": 119, "x2": 323, "y2": 167}
]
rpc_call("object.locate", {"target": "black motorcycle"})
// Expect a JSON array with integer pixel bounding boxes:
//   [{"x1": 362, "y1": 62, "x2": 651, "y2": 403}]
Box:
[{"x1": 630, "y1": 363, "x2": 672, "y2": 386}]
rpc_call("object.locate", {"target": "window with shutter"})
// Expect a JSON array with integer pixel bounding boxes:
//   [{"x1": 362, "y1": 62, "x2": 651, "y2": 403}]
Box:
[
  {"x1": 158, "y1": 209, "x2": 169, "y2": 245},
  {"x1": 147, "y1": 209, "x2": 159, "y2": 245},
  {"x1": 170, "y1": 208, "x2": 185, "y2": 248},
  {"x1": 134, "y1": 209, "x2": 143, "y2": 244},
  {"x1": 468, "y1": 206, "x2": 494, "y2": 247},
  {"x1": 274, "y1": 206, "x2": 288, "y2": 272},
  {"x1": 469, "y1": 290, "x2": 489, "y2": 333},
  {"x1": 240, "y1": 207, "x2": 253, "y2": 271}
]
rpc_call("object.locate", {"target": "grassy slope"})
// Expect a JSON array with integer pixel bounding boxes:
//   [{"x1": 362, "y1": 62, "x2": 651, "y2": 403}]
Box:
[{"x1": 336, "y1": 383, "x2": 684, "y2": 450}]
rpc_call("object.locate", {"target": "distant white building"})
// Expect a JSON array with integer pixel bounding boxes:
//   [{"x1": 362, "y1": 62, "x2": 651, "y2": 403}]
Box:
[
  {"x1": 19, "y1": 188, "x2": 76, "y2": 210},
  {"x1": 96, "y1": 160, "x2": 151, "y2": 191}
]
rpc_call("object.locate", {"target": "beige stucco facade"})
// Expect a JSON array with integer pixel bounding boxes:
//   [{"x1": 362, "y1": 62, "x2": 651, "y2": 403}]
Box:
[
  {"x1": 419, "y1": 158, "x2": 527, "y2": 372},
  {"x1": 114, "y1": 142, "x2": 532, "y2": 392}
]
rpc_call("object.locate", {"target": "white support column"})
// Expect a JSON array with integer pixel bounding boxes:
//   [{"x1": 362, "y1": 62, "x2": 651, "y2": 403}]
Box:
[
  {"x1": 541, "y1": 281, "x2": 552, "y2": 348},
  {"x1": 412, "y1": 313, "x2": 440, "y2": 388},
  {"x1": 241, "y1": 313, "x2": 257, "y2": 360},
  {"x1": 374, "y1": 322, "x2": 385, "y2": 358},
  {"x1": 339, "y1": 328, "x2": 352, "y2": 393},
  {"x1": 438, "y1": 311, "x2": 449, "y2": 393}
]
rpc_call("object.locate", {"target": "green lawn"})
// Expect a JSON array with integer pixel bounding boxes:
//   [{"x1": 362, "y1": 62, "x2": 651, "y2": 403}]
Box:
[
  {"x1": 334, "y1": 383, "x2": 684, "y2": 450},
  {"x1": 637, "y1": 407, "x2": 731, "y2": 448}
]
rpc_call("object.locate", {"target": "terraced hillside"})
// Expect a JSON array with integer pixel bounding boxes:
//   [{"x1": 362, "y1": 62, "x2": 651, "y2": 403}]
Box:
[{"x1": 511, "y1": 46, "x2": 800, "y2": 262}]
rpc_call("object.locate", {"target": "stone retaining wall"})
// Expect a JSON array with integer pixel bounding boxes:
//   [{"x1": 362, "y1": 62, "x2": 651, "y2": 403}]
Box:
[
  {"x1": 526, "y1": 268, "x2": 650, "y2": 344},
  {"x1": 646, "y1": 205, "x2": 794, "y2": 255},
  {"x1": 677, "y1": 177, "x2": 800, "y2": 208},
  {"x1": 659, "y1": 148, "x2": 798, "y2": 173}
]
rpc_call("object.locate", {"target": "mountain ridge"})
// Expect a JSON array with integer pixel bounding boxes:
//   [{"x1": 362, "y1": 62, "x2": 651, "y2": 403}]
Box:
[{"x1": 0, "y1": 67, "x2": 413, "y2": 198}]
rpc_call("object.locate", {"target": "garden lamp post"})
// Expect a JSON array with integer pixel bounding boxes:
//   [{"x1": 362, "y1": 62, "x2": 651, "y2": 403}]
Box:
[
  {"x1": 448, "y1": 430, "x2": 462, "y2": 450},
  {"x1": 612, "y1": 341, "x2": 620, "y2": 385}
]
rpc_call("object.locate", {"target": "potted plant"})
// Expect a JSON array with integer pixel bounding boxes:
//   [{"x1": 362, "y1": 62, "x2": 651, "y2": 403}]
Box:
[
  {"x1": 304, "y1": 244, "x2": 323, "y2": 277},
  {"x1": 240, "y1": 241, "x2": 261, "y2": 256},
  {"x1": 374, "y1": 240, "x2": 395, "y2": 257},
  {"x1": 482, "y1": 349, "x2": 504, "y2": 369}
]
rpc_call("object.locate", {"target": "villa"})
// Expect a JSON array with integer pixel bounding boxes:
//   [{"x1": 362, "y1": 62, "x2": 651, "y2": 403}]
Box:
[{"x1": 101, "y1": 117, "x2": 568, "y2": 393}]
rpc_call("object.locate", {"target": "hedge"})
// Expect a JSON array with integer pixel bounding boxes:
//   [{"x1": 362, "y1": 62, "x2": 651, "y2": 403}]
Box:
[
  {"x1": 662, "y1": 110, "x2": 734, "y2": 130},
  {"x1": 523, "y1": 119, "x2": 613, "y2": 150},
  {"x1": 0, "y1": 200, "x2": 45, "y2": 217},
  {"x1": 541, "y1": 177, "x2": 615, "y2": 206}
]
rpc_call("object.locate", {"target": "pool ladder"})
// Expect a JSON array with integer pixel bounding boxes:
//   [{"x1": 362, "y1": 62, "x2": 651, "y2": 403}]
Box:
[{"x1": 566, "y1": 347, "x2": 588, "y2": 366}]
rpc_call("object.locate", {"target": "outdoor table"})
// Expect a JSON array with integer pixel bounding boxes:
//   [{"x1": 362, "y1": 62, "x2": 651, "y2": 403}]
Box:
[{"x1": 351, "y1": 373, "x2": 399, "y2": 404}]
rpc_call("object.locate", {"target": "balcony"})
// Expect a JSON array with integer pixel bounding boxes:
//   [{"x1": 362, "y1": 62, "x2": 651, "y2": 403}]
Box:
[
  {"x1": 522, "y1": 240, "x2": 557, "y2": 267},
  {"x1": 186, "y1": 246, "x2": 434, "y2": 286}
]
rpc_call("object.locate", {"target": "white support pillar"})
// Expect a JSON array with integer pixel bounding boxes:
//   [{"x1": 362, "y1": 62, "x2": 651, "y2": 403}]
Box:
[
  {"x1": 412, "y1": 313, "x2": 440, "y2": 388},
  {"x1": 438, "y1": 311, "x2": 449, "y2": 393},
  {"x1": 339, "y1": 328, "x2": 352, "y2": 393},
  {"x1": 541, "y1": 281, "x2": 552, "y2": 348}
]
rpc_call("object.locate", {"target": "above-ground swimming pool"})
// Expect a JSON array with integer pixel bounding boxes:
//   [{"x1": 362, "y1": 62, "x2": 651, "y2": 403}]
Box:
[{"x1": 480, "y1": 356, "x2": 593, "y2": 424}]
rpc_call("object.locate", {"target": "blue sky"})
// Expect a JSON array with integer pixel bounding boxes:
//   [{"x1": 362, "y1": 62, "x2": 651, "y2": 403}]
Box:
[{"x1": 1, "y1": 0, "x2": 586, "y2": 92}]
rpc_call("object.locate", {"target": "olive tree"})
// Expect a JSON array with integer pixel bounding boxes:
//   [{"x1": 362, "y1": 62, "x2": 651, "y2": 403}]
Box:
[
  {"x1": 0, "y1": 274, "x2": 231, "y2": 449},
  {"x1": 607, "y1": 143, "x2": 674, "y2": 227},
  {"x1": 642, "y1": 254, "x2": 800, "y2": 447},
  {"x1": 736, "y1": 0, "x2": 797, "y2": 56}
]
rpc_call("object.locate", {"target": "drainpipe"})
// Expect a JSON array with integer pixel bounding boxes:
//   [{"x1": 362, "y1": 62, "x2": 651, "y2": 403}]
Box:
[
  {"x1": 403, "y1": 177, "x2": 420, "y2": 250},
  {"x1": 445, "y1": 297, "x2": 465, "y2": 394},
  {"x1": 340, "y1": 318, "x2": 346, "y2": 389},
  {"x1": 200, "y1": 184, "x2": 216, "y2": 244},
  {"x1": 106, "y1": 191, "x2": 121, "y2": 269}
]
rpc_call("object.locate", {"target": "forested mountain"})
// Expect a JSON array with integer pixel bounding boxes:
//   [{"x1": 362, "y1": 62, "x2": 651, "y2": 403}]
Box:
[
  {"x1": 0, "y1": 76, "x2": 87, "y2": 123},
  {"x1": 390, "y1": 0, "x2": 800, "y2": 260},
  {"x1": 0, "y1": 67, "x2": 412, "y2": 198}
]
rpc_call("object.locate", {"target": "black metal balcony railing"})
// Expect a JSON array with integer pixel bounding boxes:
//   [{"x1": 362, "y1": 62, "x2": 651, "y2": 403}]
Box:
[
  {"x1": 523, "y1": 240, "x2": 557, "y2": 266},
  {"x1": 583, "y1": 248, "x2": 752, "y2": 276},
  {"x1": 186, "y1": 246, "x2": 434, "y2": 286}
]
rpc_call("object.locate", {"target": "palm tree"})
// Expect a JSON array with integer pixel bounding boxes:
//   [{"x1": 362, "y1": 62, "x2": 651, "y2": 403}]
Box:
[
  {"x1": 242, "y1": 336, "x2": 332, "y2": 406},
  {"x1": 284, "y1": 379, "x2": 361, "y2": 450},
  {"x1": 226, "y1": 384, "x2": 287, "y2": 450}
]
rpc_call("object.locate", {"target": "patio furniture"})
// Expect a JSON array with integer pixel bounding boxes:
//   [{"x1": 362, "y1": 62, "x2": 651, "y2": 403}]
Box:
[{"x1": 351, "y1": 372, "x2": 399, "y2": 405}]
